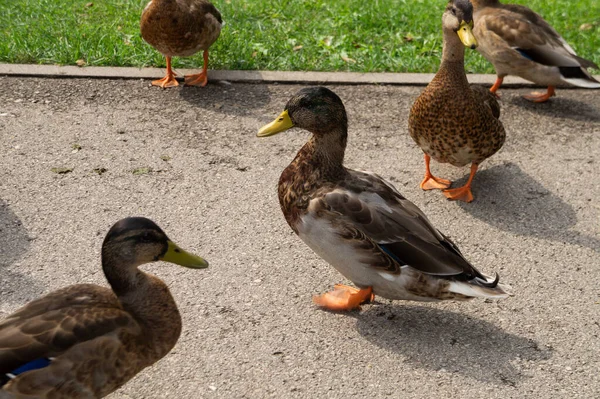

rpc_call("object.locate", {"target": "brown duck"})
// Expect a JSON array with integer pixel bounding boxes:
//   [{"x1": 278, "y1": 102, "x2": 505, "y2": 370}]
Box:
[
  {"x1": 471, "y1": 0, "x2": 600, "y2": 102},
  {"x1": 409, "y1": 0, "x2": 505, "y2": 203},
  {"x1": 257, "y1": 86, "x2": 510, "y2": 312},
  {"x1": 0, "y1": 217, "x2": 208, "y2": 398},
  {"x1": 141, "y1": 0, "x2": 222, "y2": 88}
]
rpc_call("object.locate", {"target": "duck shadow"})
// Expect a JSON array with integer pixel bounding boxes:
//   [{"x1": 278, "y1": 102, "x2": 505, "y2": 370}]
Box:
[
  {"x1": 508, "y1": 95, "x2": 600, "y2": 122},
  {"x1": 178, "y1": 82, "x2": 272, "y2": 117},
  {"x1": 457, "y1": 163, "x2": 599, "y2": 252},
  {"x1": 0, "y1": 200, "x2": 36, "y2": 305},
  {"x1": 355, "y1": 305, "x2": 551, "y2": 386}
]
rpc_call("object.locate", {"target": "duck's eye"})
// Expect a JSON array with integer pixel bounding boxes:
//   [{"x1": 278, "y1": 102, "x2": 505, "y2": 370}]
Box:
[
  {"x1": 139, "y1": 233, "x2": 152, "y2": 243},
  {"x1": 451, "y1": 7, "x2": 456, "y2": 15}
]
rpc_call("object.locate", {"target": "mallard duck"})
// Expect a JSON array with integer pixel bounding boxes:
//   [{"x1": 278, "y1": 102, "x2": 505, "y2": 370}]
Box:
[
  {"x1": 409, "y1": 0, "x2": 505, "y2": 203},
  {"x1": 257, "y1": 86, "x2": 510, "y2": 312},
  {"x1": 471, "y1": 0, "x2": 600, "y2": 102},
  {"x1": 141, "y1": 0, "x2": 222, "y2": 88},
  {"x1": 0, "y1": 217, "x2": 208, "y2": 397}
]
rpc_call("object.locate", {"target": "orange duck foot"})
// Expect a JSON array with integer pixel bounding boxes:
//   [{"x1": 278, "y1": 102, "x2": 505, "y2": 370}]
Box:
[
  {"x1": 184, "y1": 72, "x2": 208, "y2": 87},
  {"x1": 152, "y1": 74, "x2": 179, "y2": 88},
  {"x1": 443, "y1": 185, "x2": 474, "y2": 202},
  {"x1": 420, "y1": 175, "x2": 451, "y2": 190},
  {"x1": 313, "y1": 285, "x2": 374, "y2": 311},
  {"x1": 523, "y1": 87, "x2": 555, "y2": 103}
]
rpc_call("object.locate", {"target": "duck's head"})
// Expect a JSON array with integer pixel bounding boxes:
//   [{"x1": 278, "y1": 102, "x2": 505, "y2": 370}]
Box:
[
  {"x1": 443, "y1": 0, "x2": 477, "y2": 49},
  {"x1": 257, "y1": 87, "x2": 348, "y2": 137},
  {"x1": 102, "y1": 217, "x2": 208, "y2": 269}
]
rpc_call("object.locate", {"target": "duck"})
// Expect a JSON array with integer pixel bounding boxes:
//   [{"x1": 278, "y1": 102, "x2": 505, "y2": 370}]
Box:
[
  {"x1": 0, "y1": 217, "x2": 208, "y2": 398},
  {"x1": 470, "y1": 0, "x2": 600, "y2": 102},
  {"x1": 409, "y1": 0, "x2": 505, "y2": 203},
  {"x1": 140, "y1": 0, "x2": 223, "y2": 88},
  {"x1": 257, "y1": 86, "x2": 510, "y2": 312}
]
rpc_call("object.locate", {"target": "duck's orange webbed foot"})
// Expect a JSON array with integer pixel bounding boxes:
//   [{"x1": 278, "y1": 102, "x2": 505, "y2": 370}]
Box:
[
  {"x1": 152, "y1": 56, "x2": 179, "y2": 88},
  {"x1": 420, "y1": 153, "x2": 450, "y2": 190},
  {"x1": 443, "y1": 185, "x2": 474, "y2": 202},
  {"x1": 420, "y1": 175, "x2": 451, "y2": 190},
  {"x1": 152, "y1": 73, "x2": 179, "y2": 88},
  {"x1": 184, "y1": 72, "x2": 208, "y2": 87},
  {"x1": 523, "y1": 86, "x2": 555, "y2": 103},
  {"x1": 184, "y1": 49, "x2": 209, "y2": 87},
  {"x1": 313, "y1": 285, "x2": 374, "y2": 311}
]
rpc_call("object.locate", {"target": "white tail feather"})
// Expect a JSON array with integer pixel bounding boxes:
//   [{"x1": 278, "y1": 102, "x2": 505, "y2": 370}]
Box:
[
  {"x1": 448, "y1": 279, "x2": 511, "y2": 299},
  {"x1": 562, "y1": 77, "x2": 600, "y2": 89}
]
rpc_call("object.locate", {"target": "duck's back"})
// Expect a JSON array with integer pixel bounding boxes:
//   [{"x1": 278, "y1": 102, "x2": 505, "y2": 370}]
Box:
[
  {"x1": 0, "y1": 285, "x2": 155, "y2": 398},
  {"x1": 141, "y1": 0, "x2": 222, "y2": 57}
]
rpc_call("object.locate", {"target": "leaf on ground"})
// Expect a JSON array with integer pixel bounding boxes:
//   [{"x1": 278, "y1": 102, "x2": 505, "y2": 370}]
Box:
[
  {"x1": 93, "y1": 168, "x2": 107, "y2": 175},
  {"x1": 160, "y1": 155, "x2": 172, "y2": 162},
  {"x1": 71, "y1": 143, "x2": 82, "y2": 153},
  {"x1": 132, "y1": 167, "x2": 152, "y2": 175},
  {"x1": 293, "y1": 45, "x2": 303, "y2": 51},
  {"x1": 76, "y1": 59, "x2": 86, "y2": 67},
  {"x1": 51, "y1": 167, "x2": 73, "y2": 174}
]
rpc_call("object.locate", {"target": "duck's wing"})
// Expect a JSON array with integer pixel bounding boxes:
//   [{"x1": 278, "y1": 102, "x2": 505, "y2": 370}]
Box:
[
  {"x1": 478, "y1": 6, "x2": 598, "y2": 70},
  {"x1": 316, "y1": 170, "x2": 492, "y2": 282},
  {"x1": 470, "y1": 85, "x2": 501, "y2": 119},
  {"x1": 0, "y1": 284, "x2": 140, "y2": 374}
]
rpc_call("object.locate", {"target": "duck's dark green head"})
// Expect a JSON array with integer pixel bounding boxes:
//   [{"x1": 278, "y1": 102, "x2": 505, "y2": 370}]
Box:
[
  {"x1": 257, "y1": 87, "x2": 348, "y2": 137},
  {"x1": 103, "y1": 217, "x2": 208, "y2": 269},
  {"x1": 444, "y1": 0, "x2": 477, "y2": 49}
]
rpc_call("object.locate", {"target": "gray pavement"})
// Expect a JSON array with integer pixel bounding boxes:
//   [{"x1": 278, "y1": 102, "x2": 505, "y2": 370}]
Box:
[{"x1": 0, "y1": 76, "x2": 599, "y2": 398}]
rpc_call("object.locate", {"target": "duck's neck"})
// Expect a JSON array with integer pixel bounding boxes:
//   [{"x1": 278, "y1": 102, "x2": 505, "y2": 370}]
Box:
[
  {"x1": 436, "y1": 28, "x2": 469, "y2": 87},
  {"x1": 278, "y1": 127, "x2": 347, "y2": 229},
  {"x1": 102, "y1": 251, "x2": 182, "y2": 359}
]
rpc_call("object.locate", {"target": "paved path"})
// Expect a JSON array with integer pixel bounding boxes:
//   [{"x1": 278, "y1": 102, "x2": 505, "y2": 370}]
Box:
[{"x1": 1, "y1": 76, "x2": 599, "y2": 398}]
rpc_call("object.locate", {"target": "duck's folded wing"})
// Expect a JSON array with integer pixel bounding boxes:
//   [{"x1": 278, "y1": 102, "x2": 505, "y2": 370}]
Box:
[
  {"x1": 479, "y1": 10, "x2": 597, "y2": 69},
  {"x1": 319, "y1": 182, "x2": 485, "y2": 280},
  {"x1": 0, "y1": 285, "x2": 140, "y2": 374}
]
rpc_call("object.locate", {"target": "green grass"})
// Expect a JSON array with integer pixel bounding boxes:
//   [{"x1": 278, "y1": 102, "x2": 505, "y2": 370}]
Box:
[{"x1": 0, "y1": 0, "x2": 599, "y2": 73}]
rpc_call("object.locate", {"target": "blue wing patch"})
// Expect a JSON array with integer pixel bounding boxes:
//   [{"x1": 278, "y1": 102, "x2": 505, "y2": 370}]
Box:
[
  {"x1": 1, "y1": 358, "x2": 52, "y2": 386},
  {"x1": 378, "y1": 243, "x2": 404, "y2": 265}
]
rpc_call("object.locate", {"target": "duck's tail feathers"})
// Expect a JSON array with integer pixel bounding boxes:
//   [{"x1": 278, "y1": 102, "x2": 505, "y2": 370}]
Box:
[
  {"x1": 559, "y1": 67, "x2": 600, "y2": 88},
  {"x1": 448, "y1": 273, "x2": 512, "y2": 299}
]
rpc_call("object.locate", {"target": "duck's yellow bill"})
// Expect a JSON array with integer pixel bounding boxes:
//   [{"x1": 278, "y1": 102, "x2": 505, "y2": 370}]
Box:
[
  {"x1": 161, "y1": 240, "x2": 208, "y2": 269},
  {"x1": 457, "y1": 21, "x2": 477, "y2": 49},
  {"x1": 257, "y1": 110, "x2": 294, "y2": 137}
]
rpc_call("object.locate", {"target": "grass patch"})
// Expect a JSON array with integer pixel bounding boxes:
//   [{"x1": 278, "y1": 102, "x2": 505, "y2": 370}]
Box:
[{"x1": 0, "y1": 0, "x2": 598, "y2": 73}]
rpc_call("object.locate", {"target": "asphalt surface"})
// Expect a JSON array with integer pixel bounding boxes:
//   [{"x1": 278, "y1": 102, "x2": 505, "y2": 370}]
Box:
[{"x1": 0, "y1": 76, "x2": 599, "y2": 398}]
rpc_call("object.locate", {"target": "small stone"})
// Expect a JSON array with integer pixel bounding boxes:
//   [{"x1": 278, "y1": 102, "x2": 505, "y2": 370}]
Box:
[{"x1": 208, "y1": 385, "x2": 217, "y2": 391}]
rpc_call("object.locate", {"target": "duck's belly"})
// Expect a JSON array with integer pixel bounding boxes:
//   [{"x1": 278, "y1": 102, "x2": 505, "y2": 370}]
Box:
[{"x1": 296, "y1": 213, "x2": 445, "y2": 301}]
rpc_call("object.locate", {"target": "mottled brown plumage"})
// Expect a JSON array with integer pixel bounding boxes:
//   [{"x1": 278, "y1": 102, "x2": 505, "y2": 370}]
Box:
[
  {"x1": 258, "y1": 87, "x2": 510, "y2": 311},
  {"x1": 409, "y1": 0, "x2": 505, "y2": 203},
  {"x1": 1, "y1": 217, "x2": 208, "y2": 398},
  {"x1": 140, "y1": 0, "x2": 222, "y2": 88},
  {"x1": 471, "y1": 0, "x2": 600, "y2": 102}
]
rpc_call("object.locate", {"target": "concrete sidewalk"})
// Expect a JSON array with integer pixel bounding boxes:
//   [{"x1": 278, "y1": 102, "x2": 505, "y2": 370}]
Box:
[{"x1": 1, "y1": 76, "x2": 599, "y2": 398}]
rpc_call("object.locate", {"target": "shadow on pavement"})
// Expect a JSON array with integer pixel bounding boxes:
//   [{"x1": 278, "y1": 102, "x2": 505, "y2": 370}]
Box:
[
  {"x1": 458, "y1": 163, "x2": 600, "y2": 252},
  {"x1": 179, "y1": 82, "x2": 272, "y2": 116},
  {"x1": 0, "y1": 200, "x2": 35, "y2": 305},
  {"x1": 508, "y1": 96, "x2": 600, "y2": 122},
  {"x1": 355, "y1": 305, "x2": 551, "y2": 386}
]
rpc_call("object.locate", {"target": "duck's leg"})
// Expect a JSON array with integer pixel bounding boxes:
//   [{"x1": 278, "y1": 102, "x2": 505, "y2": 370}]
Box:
[
  {"x1": 420, "y1": 154, "x2": 451, "y2": 190},
  {"x1": 490, "y1": 76, "x2": 503, "y2": 97},
  {"x1": 443, "y1": 163, "x2": 478, "y2": 203},
  {"x1": 313, "y1": 284, "x2": 374, "y2": 311},
  {"x1": 184, "y1": 50, "x2": 209, "y2": 87},
  {"x1": 523, "y1": 86, "x2": 555, "y2": 103},
  {"x1": 152, "y1": 56, "x2": 179, "y2": 88}
]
